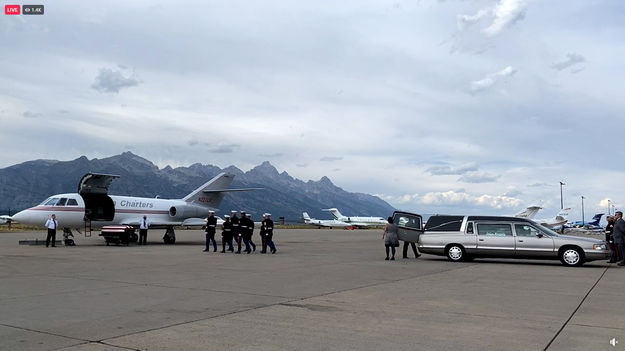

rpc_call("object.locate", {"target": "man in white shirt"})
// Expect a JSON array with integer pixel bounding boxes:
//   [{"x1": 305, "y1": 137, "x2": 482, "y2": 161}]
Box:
[
  {"x1": 139, "y1": 215, "x2": 150, "y2": 245},
  {"x1": 45, "y1": 214, "x2": 58, "y2": 247}
]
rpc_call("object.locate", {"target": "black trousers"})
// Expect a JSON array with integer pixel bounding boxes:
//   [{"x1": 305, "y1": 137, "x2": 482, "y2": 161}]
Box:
[
  {"x1": 46, "y1": 228, "x2": 56, "y2": 247},
  {"x1": 139, "y1": 229, "x2": 148, "y2": 245},
  {"x1": 403, "y1": 241, "x2": 419, "y2": 258}
]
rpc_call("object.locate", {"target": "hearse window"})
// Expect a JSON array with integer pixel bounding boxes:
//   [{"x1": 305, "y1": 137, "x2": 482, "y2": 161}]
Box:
[
  {"x1": 394, "y1": 214, "x2": 422, "y2": 230},
  {"x1": 57, "y1": 198, "x2": 67, "y2": 206},
  {"x1": 466, "y1": 222, "x2": 474, "y2": 234},
  {"x1": 514, "y1": 224, "x2": 540, "y2": 237},
  {"x1": 477, "y1": 223, "x2": 513, "y2": 237},
  {"x1": 424, "y1": 216, "x2": 464, "y2": 231},
  {"x1": 44, "y1": 198, "x2": 60, "y2": 206},
  {"x1": 67, "y1": 199, "x2": 79, "y2": 206}
]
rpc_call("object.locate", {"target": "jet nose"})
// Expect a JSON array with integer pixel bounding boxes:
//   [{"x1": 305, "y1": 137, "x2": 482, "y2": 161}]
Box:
[{"x1": 11, "y1": 211, "x2": 26, "y2": 223}]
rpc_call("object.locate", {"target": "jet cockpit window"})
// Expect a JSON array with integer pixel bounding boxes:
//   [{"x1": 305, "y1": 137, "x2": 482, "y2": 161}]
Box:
[
  {"x1": 43, "y1": 198, "x2": 60, "y2": 206},
  {"x1": 67, "y1": 199, "x2": 79, "y2": 206},
  {"x1": 57, "y1": 198, "x2": 68, "y2": 206}
]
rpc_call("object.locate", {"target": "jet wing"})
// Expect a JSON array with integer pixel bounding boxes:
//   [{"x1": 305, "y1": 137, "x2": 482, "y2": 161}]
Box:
[
  {"x1": 120, "y1": 218, "x2": 208, "y2": 227},
  {"x1": 78, "y1": 173, "x2": 120, "y2": 195},
  {"x1": 202, "y1": 188, "x2": 263, "y2": 193}
]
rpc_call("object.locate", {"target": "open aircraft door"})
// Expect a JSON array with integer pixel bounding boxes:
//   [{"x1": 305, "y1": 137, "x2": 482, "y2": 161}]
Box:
[
  {"x1": 392, "y1": 211, "x2": 423, "y2": 243},
  {"x1": 78, "y1": 173, "x2": 119, "y2": 222}
]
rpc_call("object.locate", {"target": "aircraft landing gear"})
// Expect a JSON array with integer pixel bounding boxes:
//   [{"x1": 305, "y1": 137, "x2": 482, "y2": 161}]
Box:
[{"x1": 163, "y1": 226, "x2": 176, "y2": 244}]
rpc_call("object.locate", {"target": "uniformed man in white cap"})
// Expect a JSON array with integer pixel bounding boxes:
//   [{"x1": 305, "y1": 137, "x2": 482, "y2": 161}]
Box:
[
  {"x1": 261, "y1": 213, "x2": 276, "y2": 254},
  {"x1": 245, "y1": 213, "x2": 256, "y2": 253},
  {"x1": 204, "y1": 210, "x2": 217, "y2": 252},
  {"x1": 221, "y1": 215, "x2": 234, "y2": 253},
  {"x1": 239, "y1": 210, "x2": 250, "y2": 253},
  {"x1": 231, "y1": 210, "x2": 242, "y2": 254}
]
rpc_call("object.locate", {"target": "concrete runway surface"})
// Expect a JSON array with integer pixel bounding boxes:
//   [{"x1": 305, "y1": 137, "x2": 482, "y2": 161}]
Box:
[{"x1": 0, "y1": 228, "x2": 623, "y2": 351}]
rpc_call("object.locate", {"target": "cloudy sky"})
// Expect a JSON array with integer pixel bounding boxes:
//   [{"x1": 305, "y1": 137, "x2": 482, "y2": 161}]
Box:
[{"x1": 1, "y1": 0, "x2": 624, "y2": 220}]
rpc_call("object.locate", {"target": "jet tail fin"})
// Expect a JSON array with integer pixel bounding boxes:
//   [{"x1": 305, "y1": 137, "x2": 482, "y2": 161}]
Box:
[
  {"x1": 182, "y1": 173, "x2": 235, "y2": 208},
  {"x1": 589, "y1": 213, "x2": 604, "y2": 225},
  {"x1": 515, "y1": 206, "x2": 542, "y2": 219},
  {"x1": 323, "y1": 208, "x2": 344, "y2": 220},
  {"x1": 303, "y1": 212, "x2": 311, "y2": 220}
]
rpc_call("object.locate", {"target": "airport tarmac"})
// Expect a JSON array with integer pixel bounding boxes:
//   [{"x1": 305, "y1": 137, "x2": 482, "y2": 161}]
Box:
[{"x1": 0, "y1": 228, "x2": 623, "y2": 351}]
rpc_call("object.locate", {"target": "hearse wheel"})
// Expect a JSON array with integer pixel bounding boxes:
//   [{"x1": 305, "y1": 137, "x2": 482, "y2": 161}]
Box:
[
  {"x1": 559, "y1": 247, "x2": 584, "y2": 267},
  {"x1": 446, "y1": 244, "x2": 466, "y2": 262}
]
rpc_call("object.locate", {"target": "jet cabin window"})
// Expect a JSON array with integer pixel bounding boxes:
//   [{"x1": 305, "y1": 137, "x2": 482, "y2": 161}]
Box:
[
  {"x1": 43, "y1": 198, "x2": 60, "y2": 206},
  {"x1": 57, "y1": 198, "x2": 67, "y2": 206},
  {"x1": 477, "y1": 224, "x2": 513, "y2": 237},
  {"x1": 67, "y1": 199, "x2": 79, "y2": 206}
]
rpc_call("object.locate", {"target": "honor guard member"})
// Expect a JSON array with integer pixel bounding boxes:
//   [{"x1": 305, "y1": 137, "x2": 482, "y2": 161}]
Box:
[
  {"x1": 221, "y1": 215, "x2": 234, "y2": 253},
  {"x1": 204, "y1": 210, "x2": 218, "y2": 252},
  {"x1": 139, "y1": 215, "x2": 150, "y2": 245},
  {"x1": 246, "y1": 213, "x2": 257, "y2": 252},
  {"x1": 263, "y1": 213, "x2": 277, "y2": 254},
  {"x1": 259, "y1": 214, "x2": 267, "y2": 253},
  {"x1": 231, "y1": 210, "x2": 242, "y2": 254},
  {"x1": 239, "y1": 210, "x2": 251, "y2": 253},
  {"x1": 239, "y1": 211, "x2": 250, "y2": 253},
  {"x1": 45, "y1": 214, "x2": 58, "y2": 247}
]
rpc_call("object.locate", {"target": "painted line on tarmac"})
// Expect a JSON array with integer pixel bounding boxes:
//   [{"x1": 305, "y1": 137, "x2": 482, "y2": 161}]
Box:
[{"x1": 543, "y1": 265, "x2": 610, "y2": 350}]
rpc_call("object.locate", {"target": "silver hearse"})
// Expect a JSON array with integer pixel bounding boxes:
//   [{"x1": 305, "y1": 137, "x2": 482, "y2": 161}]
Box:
[{"x1": 393, "y1": 211, "x2": 610, "y2": 267}]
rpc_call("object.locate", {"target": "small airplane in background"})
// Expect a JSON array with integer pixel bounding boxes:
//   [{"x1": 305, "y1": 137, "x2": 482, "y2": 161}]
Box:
[
  {"x1": 302, "y1": 212, "x2": 352, "y2": 229},
  {"x1": 566, "y1": 213, "x2": 604, "y2": 230},
  {"x1": 6, "y1": 172, "x2": 259, "y2": 244},
  {"x1": 514, "y1": 206, "x2": 569, "y2": 228},
  {"x1": 323, "y1": 208, "x2": 387, "y2": 227},
  {"x1": 0, "y1": 215, "x2": 11, "y2": 225}
]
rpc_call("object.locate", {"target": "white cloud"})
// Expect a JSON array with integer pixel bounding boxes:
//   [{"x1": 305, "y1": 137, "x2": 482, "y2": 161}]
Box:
[
  {"x1": 551, "y1": 53, "x2": 585, "y2": 71},
  {"x1": 457, "y1": 0, "x2": 527, "y2": 37},
  {"x1": 458, "y1": 171, "x2": 500, "y2": 183},
  {"x1": 422, "y1": 190, "x2": 521, "y2": 209},
  {"x1": 470, "y1": 66, "x2": 517, "y2": 93},
  {"x1": 91, "y1": 67, "x2": 140, "y2": 93},
  {"x1": 426, "y1": 163, "x2": 479, "y2": 175},
  {"x1": 376, "y1": 193, "x2": 420, "y2": 205},
  {"x1": 484, "y1": 0, "x2": 527, "y2": 37},
  {"x1": 320, "y1": 156, "x2": 343, "y2": 162},
  {"x1": 457, "y1": 9, "x2": 489, "y2": 31}
]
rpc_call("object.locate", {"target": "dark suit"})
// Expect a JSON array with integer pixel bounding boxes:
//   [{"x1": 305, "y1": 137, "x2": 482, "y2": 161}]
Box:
[{"x1": 613, "y1": 218, "x2": 625, "y2": 262}]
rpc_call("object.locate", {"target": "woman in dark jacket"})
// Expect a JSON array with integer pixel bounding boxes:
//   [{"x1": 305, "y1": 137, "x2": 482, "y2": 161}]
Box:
[{"x1": 382, "y1": 217, "x2": 399, "y2": 260}]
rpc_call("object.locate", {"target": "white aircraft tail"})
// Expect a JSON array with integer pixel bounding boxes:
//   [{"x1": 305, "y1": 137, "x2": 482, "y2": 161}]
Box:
[
  {"x1": 303, "y1": 212, "x2": 311, "y2": 223},
  {"x1": 515, "y1": 206, "x2": 542, "y2": 219},
  {"x1": 182, "y1": 172, "x2": 234, "y2": 206},
  {"x1": 183, "y1": 172, "x2": 262, "y2": 209},
  {"x1": 323, "y1": 208, "x2": 344, "y2": 220},
  {"x1": 555, "y1": 207, "x2": 570, "y2": 221}
]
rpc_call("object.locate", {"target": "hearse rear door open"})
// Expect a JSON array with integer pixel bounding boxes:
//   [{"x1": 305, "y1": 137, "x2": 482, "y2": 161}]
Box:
[{"x1": 392, "y1": 211, "x2": 423, "y2": 243}]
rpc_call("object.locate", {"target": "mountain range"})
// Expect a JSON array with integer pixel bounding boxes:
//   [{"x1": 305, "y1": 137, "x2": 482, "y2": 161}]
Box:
[{"x1": 0, "y1": 152, "x2": 395, "y2": 222}]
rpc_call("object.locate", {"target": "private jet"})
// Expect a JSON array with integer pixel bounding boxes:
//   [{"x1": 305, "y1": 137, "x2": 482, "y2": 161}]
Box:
[
  {"x1": 514, "y1": 206, "x2": 569, "y2": 228},
  {"x1": 302, "y1": 212, "x2": 352, "y2": 229},
  {"x1": 323, "y1": 208, "x2": 387, "y2": 227},
  {"x1": 8, "y1": 172, "x2": 257, "y2": 244}
]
